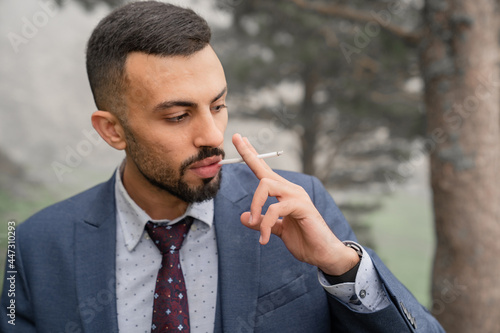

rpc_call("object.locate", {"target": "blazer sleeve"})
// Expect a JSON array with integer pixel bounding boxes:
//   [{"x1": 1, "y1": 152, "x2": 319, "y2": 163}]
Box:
[
  {"x1": 308, "y1": 176, "x2": 445, "y2": 332},
  {"x1": 0, "y1": 223, "x2": 37, "y2": 333}
]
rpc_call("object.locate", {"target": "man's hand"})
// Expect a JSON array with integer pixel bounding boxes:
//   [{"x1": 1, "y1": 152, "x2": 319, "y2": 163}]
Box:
[{"x1": 232, "y1": 133, "x2": 360, "y2": 276}]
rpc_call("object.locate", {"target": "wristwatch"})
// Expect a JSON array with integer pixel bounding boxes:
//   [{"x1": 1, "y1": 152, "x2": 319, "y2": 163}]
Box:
[{"x1": 345, "y1": 242, "x2": 363, "y2": 259}]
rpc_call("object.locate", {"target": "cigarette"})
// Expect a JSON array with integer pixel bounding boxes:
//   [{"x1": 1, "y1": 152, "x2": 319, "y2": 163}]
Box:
[{"x1": 219, "y1": 151, "x2": 284, "y2": 165}]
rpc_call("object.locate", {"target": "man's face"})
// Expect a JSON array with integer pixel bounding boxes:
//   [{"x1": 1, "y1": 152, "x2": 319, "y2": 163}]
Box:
[{"x1": 121, "y1": 46, "x2": 228, "y2": 203}]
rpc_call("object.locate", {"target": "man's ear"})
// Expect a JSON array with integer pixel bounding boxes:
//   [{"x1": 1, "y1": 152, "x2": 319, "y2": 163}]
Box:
[{"x1": 91, "y1": 111, "x2": 127, "y2": 150}]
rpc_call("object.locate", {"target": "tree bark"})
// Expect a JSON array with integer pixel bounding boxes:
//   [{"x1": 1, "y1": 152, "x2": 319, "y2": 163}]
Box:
[
  {"x1": 421, "y1": 0, "x2": 500, "y2": 331},
  {"x1": 300, "y1": 66, "x2": 320, "y2": 176}
]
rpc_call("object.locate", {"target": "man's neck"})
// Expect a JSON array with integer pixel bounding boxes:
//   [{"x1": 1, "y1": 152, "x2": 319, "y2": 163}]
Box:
[{"x1": 121, "y1": 161, "x2": 188, "y2": 221}]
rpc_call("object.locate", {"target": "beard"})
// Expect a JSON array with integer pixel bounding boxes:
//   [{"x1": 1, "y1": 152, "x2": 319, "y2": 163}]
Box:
[{"x1": 123, "y1": 126, "x2": 225, "y2": 203}]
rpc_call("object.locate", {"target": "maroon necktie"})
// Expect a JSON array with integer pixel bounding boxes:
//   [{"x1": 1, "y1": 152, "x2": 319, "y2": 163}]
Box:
[{"x1": 146, "y1": 217, "x2": 193, "y2": 332}]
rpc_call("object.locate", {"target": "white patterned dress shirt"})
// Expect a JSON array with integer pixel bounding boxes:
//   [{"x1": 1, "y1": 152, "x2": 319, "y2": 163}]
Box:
[
  {"x1": 114, "y1": 166, "x2": 389, "y2": 333},
  {"x1": 115, "y1": 168, "x2": 218, "y2": 333}
]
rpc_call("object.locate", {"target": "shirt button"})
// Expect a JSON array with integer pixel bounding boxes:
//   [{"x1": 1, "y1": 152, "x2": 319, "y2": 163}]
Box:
[{"x1": 359, "y1": 289, "x2": 367, "y2": 298}]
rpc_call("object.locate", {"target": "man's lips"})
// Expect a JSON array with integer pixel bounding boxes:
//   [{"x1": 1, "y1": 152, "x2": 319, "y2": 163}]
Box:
[
  {"x1": 188, "y1": 155, "x2": 223, "y2": 179},
  {"x1": 189, "y1": 155, "x2": 223, "y2": 168}
]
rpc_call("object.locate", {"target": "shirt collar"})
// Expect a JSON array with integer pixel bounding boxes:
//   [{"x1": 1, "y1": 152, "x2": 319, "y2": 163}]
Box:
[{"x1": 114, "y1": 164, "x2": 214, "y2": 252}]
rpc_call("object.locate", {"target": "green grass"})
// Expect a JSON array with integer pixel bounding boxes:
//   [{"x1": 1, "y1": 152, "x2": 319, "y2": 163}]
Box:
[{"x1": 364, "y1": 192, "x2": 435, "y2": 308}]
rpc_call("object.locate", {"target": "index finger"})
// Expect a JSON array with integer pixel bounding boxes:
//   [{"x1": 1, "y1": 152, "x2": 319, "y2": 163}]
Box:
[{"x1": 232, "y1": 133, "x2": 283, "y2": 181}]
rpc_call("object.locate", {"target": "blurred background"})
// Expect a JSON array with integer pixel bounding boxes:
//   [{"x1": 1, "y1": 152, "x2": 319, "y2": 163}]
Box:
[
  {"x1": 2, "y1": 0, "x2": 498, "y2": 331},
  {"x1": 0, "y1": 0, "x2": 434, "y2": 309}
]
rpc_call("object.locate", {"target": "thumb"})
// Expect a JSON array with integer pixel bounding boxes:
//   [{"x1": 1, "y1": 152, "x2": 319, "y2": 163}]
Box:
[{"x1": 240, "y1": 212, "x2": 262, "y2": 232}]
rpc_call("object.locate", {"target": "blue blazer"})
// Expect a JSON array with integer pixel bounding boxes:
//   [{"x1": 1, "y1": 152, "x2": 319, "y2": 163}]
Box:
[{"x1": 1, "y1": 164, "x2": 444, "y2": 332}]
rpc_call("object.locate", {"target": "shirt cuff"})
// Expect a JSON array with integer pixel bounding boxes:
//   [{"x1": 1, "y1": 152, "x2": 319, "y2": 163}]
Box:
[{"x1": 318, "y1": 241, "x2": 391, "y2": 313}]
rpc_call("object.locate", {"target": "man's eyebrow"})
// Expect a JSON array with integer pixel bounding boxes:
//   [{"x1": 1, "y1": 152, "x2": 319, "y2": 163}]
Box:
[
  {"x1": 211, "y1": 87, "x2": 227, "y2": 103},
  {"x1": 152, "y1": 87, "x2": 227, "y2": 113},
  {"x1": 152, "y1": 100, "x2": 196, "y2": 113}
]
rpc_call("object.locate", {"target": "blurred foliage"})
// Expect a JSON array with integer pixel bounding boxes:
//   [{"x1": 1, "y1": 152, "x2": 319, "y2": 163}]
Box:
[{"x1": 214, "y1": 0, "x2": 424, "y2": 188}]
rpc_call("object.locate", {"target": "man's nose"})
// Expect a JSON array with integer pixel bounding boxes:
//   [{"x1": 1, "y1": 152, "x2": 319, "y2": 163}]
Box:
[{"x1": 193, "y1": 110, "x2": 224, "y2": 148}]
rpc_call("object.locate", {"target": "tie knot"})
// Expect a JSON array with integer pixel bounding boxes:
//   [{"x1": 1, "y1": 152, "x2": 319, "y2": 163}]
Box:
[{"x1": 146, "y1": 217, "x2": 193, "y2": 255}]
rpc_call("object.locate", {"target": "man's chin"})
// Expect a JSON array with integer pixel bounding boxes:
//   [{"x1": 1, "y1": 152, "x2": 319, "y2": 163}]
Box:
[{"x1": 179, "y1": 170, "x2": 222, "y2": 203}]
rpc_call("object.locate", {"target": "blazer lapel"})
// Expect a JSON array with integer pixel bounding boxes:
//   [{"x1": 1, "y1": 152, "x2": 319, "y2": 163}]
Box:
[
  {"x1": 74, "y1": 176, "x2": 119, "y2": 333},
  {"x1": 214, "y1": 167, "x2": 261, "y2": 333}
]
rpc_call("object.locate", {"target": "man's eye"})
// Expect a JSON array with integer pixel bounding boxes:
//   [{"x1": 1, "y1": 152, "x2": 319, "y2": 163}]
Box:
[
  {"x1": 166, "y1": 114, "x2": 188, "y2": 122},
  {"x1": 213, "y1": 105, "x2": 227, "y2": 112}
]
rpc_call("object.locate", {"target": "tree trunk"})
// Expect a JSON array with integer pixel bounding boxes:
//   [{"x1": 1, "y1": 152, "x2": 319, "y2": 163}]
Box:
[
  {"x1": 421, "y1": 1, "x2": 500, "y2": 331},
  {"x1": 300, "y1": 67, "x2": 320, "y2": 176}
]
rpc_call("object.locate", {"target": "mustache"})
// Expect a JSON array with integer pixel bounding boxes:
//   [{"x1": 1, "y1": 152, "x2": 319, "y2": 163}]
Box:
[{"x1": 180, "y1": 147, "x2": 225, "y2": 173}]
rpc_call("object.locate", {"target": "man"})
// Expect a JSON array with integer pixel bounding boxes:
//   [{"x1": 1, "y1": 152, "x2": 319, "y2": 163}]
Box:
[{"x1": 0, "y1": 1, "x2": 444, "y2": 332}]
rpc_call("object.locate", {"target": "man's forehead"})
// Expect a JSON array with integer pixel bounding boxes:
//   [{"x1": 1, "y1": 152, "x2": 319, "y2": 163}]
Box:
[
  {"x1": 125, "y1": 48, "x2": 222, "y2": 84},
  {"x1": 122, "y1": 47, "x2": 227, "y2": 108},
  {"x1": 124, "y1": 52, "x2": 175, "y2": 83}
]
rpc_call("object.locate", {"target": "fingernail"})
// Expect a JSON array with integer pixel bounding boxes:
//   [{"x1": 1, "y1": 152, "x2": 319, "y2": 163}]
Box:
[{"x1": 259, "y1": 235, "x2": 263, "y2": 244}]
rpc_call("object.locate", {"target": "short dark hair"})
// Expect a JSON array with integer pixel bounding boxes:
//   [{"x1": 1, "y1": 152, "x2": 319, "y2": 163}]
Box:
[{"x1": 86, "y1": 1, "x2": 211, "y2": 119}]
